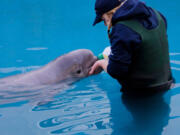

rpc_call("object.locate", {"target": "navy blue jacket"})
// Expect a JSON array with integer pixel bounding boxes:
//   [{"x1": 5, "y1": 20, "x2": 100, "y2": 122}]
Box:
[{"x1": 107, "y1": 0, "x2": 167, "y2": 83}]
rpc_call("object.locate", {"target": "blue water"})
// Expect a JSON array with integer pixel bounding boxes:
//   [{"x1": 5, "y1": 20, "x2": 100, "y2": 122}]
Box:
[{"x1": 0, "y1": 0, "x2": 180, "y2": 135}]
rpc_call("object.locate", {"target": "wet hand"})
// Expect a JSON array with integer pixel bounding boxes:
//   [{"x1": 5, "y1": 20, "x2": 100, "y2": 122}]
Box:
[{"x1": 89, "y1": 59, "x2": 108, "y2": 75}]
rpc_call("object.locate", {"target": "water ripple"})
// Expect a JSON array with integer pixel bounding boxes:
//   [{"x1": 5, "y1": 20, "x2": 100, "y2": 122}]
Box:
[
  {"x1": 171, "y1": 60, "x2": 180, "y2": 65},
  {"x1": 35, "y1": 81, "x2": 112, "y2": 134},
  {"x1": 26, "y1": 47, "x2": 48, "y2": 51},
  {"x1": 171, "y1": 67, "x2": 180, "y2": 71},
  {"x1": 0, "y1": 66, "x2": 41, "y2": 73},
  {"x1": 170, "y1": 53, "x2": 180, "y2": 56},
  {"x1": 0, "y1": 83, "x2": 70, "y2": 107},
  {"x1": 50, "y1": 117, "x2": 112, "y2": 135}
]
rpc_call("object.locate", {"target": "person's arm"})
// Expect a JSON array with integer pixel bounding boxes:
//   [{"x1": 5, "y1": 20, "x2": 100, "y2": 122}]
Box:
[
  {"x1": 107, "y1": 23, "x2": 141, "y2": 80},
  {"x1": 89, "y1": 24, "x2": 141, "y2": 77}
]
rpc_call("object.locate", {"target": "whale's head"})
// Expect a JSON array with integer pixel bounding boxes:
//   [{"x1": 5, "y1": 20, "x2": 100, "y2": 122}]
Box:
[
  {"x1": 0, "y1": 49, "x2": 97, "y2": 87},
  {"x1": 54, "y1": 49, "x2": 97, "y2": 83}
]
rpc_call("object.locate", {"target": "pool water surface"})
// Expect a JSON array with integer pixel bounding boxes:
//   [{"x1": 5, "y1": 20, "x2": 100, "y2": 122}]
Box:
[{"x1": 0, "y1": 0, "x2": 180, "y2": 135}]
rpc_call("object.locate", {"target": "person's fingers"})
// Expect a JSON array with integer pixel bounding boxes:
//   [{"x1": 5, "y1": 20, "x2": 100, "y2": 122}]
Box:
[
  {"x1": 89, "y1": 63, "x2": 98, "y2": 75},
  {"x1": 89, "y1": 61, "x2": 99, "y2": 75},
  {"x1": 88, "y1": 68, "x2": 93, "y2": 75}
]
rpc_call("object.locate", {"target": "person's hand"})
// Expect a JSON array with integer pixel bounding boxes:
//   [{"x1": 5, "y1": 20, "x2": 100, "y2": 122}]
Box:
[{"x1": 89, "y1": 59, "x2": 108, "y2": 75}]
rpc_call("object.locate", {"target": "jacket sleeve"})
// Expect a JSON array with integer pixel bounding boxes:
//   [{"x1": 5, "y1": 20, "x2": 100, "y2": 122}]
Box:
[{"x1": 107, "y1": 23, "x2": 142, "y2": 80}]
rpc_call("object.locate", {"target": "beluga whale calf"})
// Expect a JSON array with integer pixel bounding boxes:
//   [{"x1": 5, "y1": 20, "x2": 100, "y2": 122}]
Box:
[
  {"x1": 0, "y1": 49, "x2": 97, "y2": 105},
  {"x1": 0, "y1": 49, "x2": 97, "y2": 88}
]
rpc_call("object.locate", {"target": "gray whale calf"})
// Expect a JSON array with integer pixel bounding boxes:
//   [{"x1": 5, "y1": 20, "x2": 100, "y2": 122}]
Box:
[{"x1": 0, "y1": 49, "x2": 97, "y2": 87}]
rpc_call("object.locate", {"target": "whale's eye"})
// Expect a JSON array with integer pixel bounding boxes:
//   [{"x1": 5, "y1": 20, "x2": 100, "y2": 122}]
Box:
[{"x1": 76, "y1": 69, "x2": 81, "y2": 74}]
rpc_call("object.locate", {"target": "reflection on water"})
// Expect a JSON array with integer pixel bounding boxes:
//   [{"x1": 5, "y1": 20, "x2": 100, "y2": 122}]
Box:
[
  {"x1": 26, "y1": 47, "x2": 48, "y2": 51},
  {"x1": 33, "y1": 79, "x2": 112, "y2": 135},
  {"x1": 171, "y1": 60, "x2": 180, "y2": 65},
  {"x1": 170, "y1": 53, "x2": 180, "y2": 56},
  {"x1": 0, "y1": 66, "x2": 41, "y2": 74},
  {"x1": 0, "y1": 83, "x2": 70, "y2": 107},
  {"x1": 0, "y1": 72, "x2": 113, "y2": 134},
  {"x1": 120, "y1": 92, "x2": 171, "y2": 135}
]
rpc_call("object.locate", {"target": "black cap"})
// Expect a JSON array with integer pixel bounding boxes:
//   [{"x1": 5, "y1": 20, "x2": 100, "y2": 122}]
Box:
[{"x1": 93, "y1": 0, "x2": 123, "y2": 26}]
